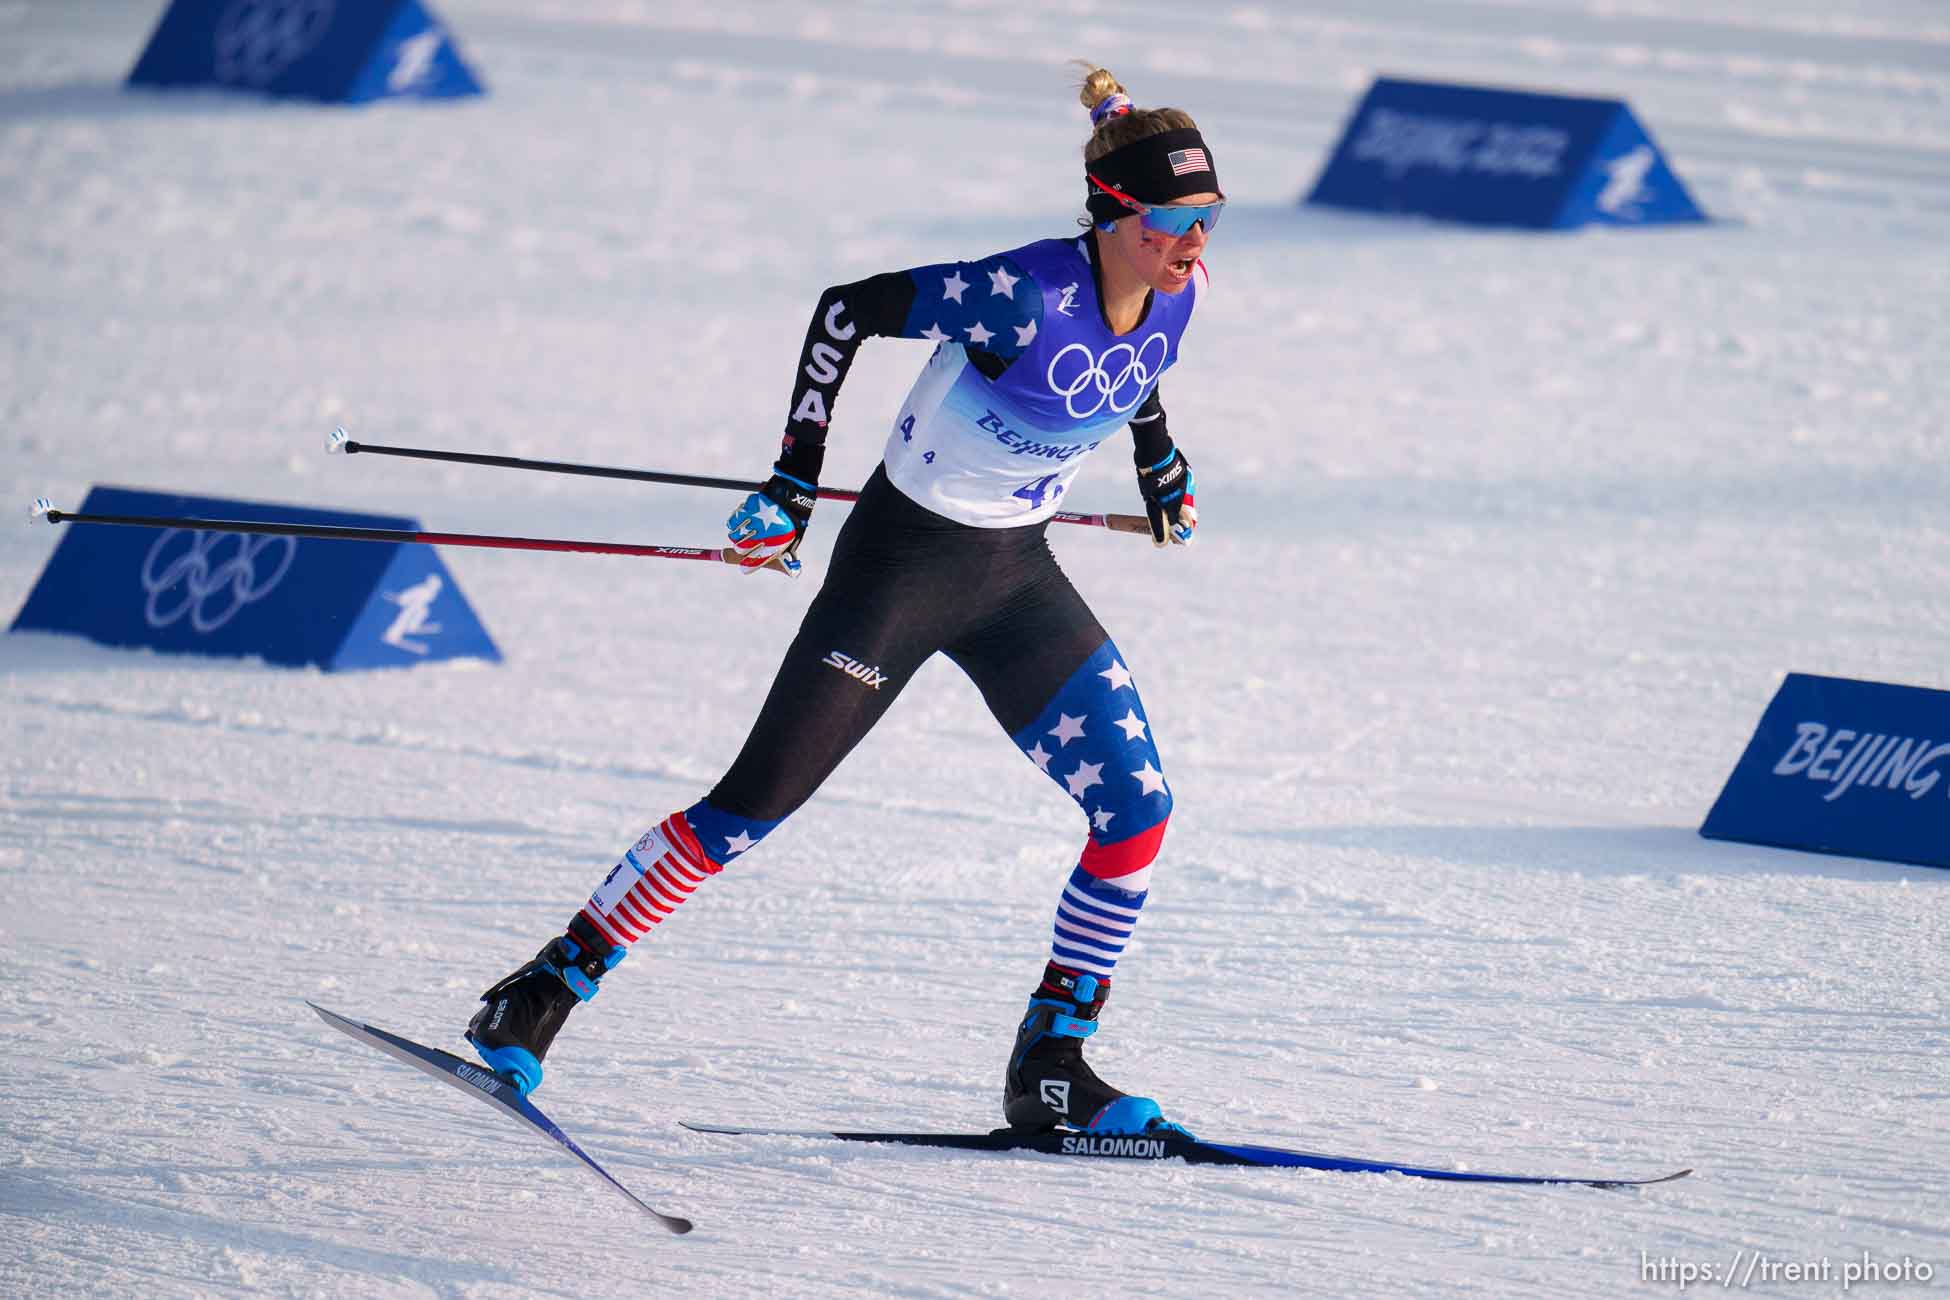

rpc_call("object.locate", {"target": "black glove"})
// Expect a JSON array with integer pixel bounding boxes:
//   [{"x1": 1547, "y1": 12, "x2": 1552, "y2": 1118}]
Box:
[
  {"x1": 1135, "y1": 448, "x2": 1197, "y2": 547},
  {"x1": 726, "y1": 469, "x2": 817, "y2": 574}
]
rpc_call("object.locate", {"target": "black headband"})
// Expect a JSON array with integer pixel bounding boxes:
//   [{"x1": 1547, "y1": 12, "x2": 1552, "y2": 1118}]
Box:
[{"x1": 1084, "y1": 127, "x2": 1221, "y2": 225}]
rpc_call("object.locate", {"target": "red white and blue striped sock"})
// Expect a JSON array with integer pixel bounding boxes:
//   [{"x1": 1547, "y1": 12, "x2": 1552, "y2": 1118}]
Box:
[
  {"x1": 573, "y1": 801, "x2": 779, "y2": 948},
  {"x1": 576, "y1": 812, "x2": 723, "y2": 947},
  {"x1": 1049, "y1": 864, "x2": 1148, "y2": 979}
]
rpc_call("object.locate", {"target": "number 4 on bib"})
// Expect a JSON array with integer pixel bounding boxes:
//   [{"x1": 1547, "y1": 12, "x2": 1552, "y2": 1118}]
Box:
[{"x1": 1013, "y1": 474, "x2": 1062, "y2": 509}]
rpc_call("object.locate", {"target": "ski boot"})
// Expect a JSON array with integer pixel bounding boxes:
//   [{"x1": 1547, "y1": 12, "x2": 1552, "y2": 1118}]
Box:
[
  {"x1": 1002, "y1": 962, "x2": 1191, "y2": 1136},
  {"x1": 465, "y1": 914, "x2": 624, "y2": 1096}
]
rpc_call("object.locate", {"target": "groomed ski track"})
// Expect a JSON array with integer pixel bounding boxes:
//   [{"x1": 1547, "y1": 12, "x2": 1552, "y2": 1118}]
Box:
[{"x1": 4, "y1": 1, "x2": 1947, "y2": 1296}]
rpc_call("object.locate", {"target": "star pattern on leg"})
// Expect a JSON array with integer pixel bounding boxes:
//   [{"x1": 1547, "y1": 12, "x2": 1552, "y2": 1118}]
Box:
[
  {"x1": 1019, "y1": 651, "x2": 1174, "y2": 861},
  {"x1": 1065, "y1": 761, "x2": 1104, "y2": 799},
  {"x1": 942, "y1": 271, "x2": 969, "y2": 303},
  {"x1": 723, "y1": 830, "x2": 757, "y2": 856},
  {"x1": 987, "y1": 263, "x2": 1020, "y2": 298}
]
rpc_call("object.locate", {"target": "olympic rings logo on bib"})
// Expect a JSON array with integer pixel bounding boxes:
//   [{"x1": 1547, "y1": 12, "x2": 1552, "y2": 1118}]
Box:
[{"x1": 1046, "y1": 332, "x2": 1169, "y2": 420}]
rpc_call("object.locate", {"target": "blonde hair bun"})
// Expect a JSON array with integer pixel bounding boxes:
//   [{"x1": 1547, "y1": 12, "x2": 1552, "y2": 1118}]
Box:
[{"x1": 1076, "y1": 64, "x2": 1127, "y2": 117}]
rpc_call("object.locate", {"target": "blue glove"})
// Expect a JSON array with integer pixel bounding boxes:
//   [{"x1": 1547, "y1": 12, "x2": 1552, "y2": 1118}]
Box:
[
  {"x1": 727, "y1": 470, "x2": 816, "y2": 575},
  {"x1": 1136, "y1": 448, "x2": 1196, "y2": 547}
]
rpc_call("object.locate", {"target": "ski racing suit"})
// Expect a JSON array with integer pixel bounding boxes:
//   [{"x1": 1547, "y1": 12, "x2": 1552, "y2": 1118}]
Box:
[{"x1": 580, "y1": 233, "x2": 1204, "y2": 985}]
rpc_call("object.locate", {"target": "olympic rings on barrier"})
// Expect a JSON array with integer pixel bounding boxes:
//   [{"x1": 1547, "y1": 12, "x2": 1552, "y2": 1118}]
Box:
[
  {"x1": 213, "y1": 0, "x2": 337, "y2": 87},
  {"x1": 141, "y1": 528, "x2": 299, "y2": 634}
]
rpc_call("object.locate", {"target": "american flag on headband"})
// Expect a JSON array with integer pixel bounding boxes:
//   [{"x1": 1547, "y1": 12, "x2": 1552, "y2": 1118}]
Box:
[{"x1": 1167, "y1": 147, "x2": 1209, "y2": 176}]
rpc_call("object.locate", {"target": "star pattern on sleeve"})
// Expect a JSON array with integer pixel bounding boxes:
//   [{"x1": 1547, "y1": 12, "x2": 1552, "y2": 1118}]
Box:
[{"x1": 900, "y1": 257, "x2": 1042, "y2": 359}]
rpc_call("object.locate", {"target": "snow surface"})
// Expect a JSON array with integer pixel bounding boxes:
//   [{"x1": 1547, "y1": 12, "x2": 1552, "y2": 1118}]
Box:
[{"x1": 4, "y1": 1, "x2": 1948, "y2": 1295}]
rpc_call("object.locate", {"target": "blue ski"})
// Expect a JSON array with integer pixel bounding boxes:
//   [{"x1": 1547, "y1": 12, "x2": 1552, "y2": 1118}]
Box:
[
  {"x1": 680, "y1": 1121, "x2": 1690, "y2": 1189},
  {"x1": 308, "y1": 1002, "x2": 693, "y2": 1234}
]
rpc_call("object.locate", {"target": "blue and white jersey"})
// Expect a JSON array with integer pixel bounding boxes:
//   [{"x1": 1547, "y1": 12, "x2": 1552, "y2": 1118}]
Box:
[{"x1": 881, "y1": 238, "x2": 1201, "y2": 527}]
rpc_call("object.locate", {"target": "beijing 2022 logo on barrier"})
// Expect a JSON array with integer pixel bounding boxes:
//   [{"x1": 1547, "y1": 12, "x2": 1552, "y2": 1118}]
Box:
[
  {"x1": 141, "y1": 528, "x2": 298, "y2": 633},
  {"x1": 1702, "y1": 673, "x2": 1950, "y2": 871},
  {"x1": 213, "y1": 0, "x2": 336, "y2": 86},
  {"x1": 1306, "y1": 77, "x2": 1706, "y2": 230},
  {"x1": 1046, "y1": 333, "x2": 1168, "y2": 419},
  {"x1": 1349, "y1": 107, "x2": 1571, "y2": 181}
]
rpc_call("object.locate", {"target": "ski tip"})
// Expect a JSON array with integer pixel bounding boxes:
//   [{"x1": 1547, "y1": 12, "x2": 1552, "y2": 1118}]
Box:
[
  {"x1": 1629, "y1": 1167, "x2": 1694, "y2": 1186},
  {"x1": 1590, "y1": 1167, "x2": 1693, "y2": 1189}
]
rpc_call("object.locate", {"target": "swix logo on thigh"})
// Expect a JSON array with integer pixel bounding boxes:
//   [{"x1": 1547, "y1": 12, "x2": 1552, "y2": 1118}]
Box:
[{"x1": 822, "y1": 650, "x2": 888, "y2": 690}]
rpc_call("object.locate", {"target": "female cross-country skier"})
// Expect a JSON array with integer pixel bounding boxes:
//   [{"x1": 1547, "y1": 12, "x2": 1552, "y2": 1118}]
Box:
[{"x1": 465, "y1": 66, "x2": 1221, "y2": 1138}]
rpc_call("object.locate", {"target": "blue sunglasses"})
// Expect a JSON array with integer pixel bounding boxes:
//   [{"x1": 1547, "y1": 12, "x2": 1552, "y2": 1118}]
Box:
[{"x1": 1089, "y1": 175, "x2": 1225, "y2": 237}]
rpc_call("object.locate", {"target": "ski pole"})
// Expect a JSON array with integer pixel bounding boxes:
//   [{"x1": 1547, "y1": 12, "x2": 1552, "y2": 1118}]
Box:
[
  {"x1": 26, "y1": 498, "x2": 796, "y2": 573},
  {"x1": 327, "y1": 429, "x2": 1154, "y2": 537}
]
